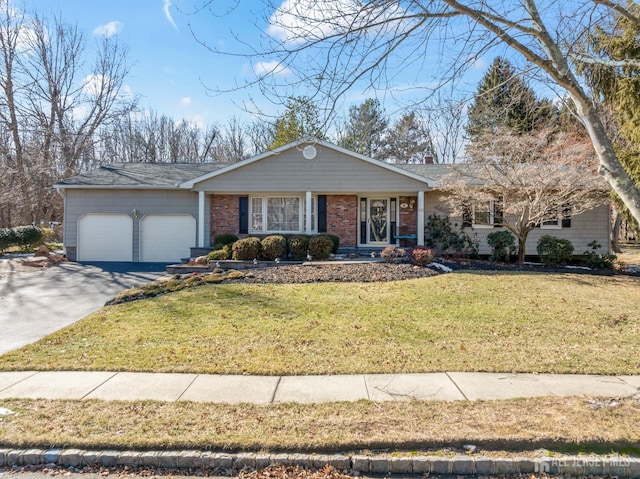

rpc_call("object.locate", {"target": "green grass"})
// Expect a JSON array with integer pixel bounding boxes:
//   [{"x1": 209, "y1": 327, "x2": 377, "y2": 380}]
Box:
[
  {"x1": 1, "y1": 396, "x2": 639, "y2": 453},
  {"x1": 0, "y1": 271, "x2": 639, "y2": 375}
]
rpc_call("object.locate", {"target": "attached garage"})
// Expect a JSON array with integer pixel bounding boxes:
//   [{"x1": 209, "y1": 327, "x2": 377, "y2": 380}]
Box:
[
  {"x1": 77, "y1": 214, "x2": 133, "y2": 262},
  {"x1": 140, "y1": 214, "x2": 196, "y2": 263}
]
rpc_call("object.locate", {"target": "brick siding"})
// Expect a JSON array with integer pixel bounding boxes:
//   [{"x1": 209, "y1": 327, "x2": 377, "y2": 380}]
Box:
[
  {"x1": 210, "y1": 194, "x2": 241, "y2": 244},
  {"x1": 326, "y1": 195, "x2": 358, "y2": 247},
  {"x1": 398, "y1": 196, "x2": 418, "y2": 236}
]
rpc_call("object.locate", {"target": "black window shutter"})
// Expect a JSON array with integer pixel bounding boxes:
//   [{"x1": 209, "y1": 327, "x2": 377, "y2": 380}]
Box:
[
  {"x1": 239, "y1": 196, "x2": 248, "y2": 234},
  {"x1": 462, "y1": 204, "x2": 472, "y2": 227},
  {"x1": 318, "y1": 195, "x2": 327, "y2": 233},
  {"x1": 562, "y1": 204, "x2": 572, "y2": 228},
  {"x1": 494, "y1": 196, "x2": 504, "y2": 227}
]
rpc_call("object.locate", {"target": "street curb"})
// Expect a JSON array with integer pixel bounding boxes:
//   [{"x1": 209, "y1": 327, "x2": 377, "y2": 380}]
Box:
[{"x1": 1, "y1": 449, "x2": 639, "y2": 477}]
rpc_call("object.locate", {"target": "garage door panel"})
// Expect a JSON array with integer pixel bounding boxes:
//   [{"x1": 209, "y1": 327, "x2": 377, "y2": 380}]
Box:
[
  {"x1": 140, "y1": 215, "x2": 195, "y2": 263},
  {"x1": 78, "y1": 214, "x2": 133, "y2": 262}
]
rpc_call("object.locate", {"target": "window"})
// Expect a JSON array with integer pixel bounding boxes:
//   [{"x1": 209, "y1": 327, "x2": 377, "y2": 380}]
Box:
[
  {"x1": 542, "y1": 204, "x2": 571, "y2": 229},
  {"x1": 463, "y1": 197, "x2": 503, "y2": 228},
  {"x1": 267, "y1": 197, "x2": 300, "y2": 231},
  {"x1": 474, "y1": 201, "x2": 493, "y2": 227},
  {"x1": 250, "y1": 196, "x2": 317, "y2": 234}
]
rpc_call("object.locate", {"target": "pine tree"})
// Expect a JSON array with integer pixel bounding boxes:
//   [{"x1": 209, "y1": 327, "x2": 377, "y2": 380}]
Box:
[
  {"x1": 269, "y1": 97, "x2": 324, "y2": 149},
  {"x1": 467, "y1": 57, "x2": 553, "y2": 139},
  {"x1": 380, "y1": 111, "x2": 435, "y2": 163},
  {"x1": 338, "y1": 99, "x2": 388, "y2": 158}
]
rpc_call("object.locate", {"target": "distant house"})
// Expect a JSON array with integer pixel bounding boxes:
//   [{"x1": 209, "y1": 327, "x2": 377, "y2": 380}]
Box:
[{"x1": 55, "y1": 138, "x2": 610, "y2": 262}]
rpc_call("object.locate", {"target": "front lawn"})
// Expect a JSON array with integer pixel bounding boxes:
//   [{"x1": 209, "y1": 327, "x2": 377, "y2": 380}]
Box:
[
  {"x1": 1, "y1": 396, "x2": 639, "y2": 453},
  {"x1": 1, "y1": 271, "x2": 638, "y2": 375}
]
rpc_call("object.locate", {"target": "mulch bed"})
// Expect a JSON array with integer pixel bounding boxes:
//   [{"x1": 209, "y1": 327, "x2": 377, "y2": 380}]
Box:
[{"x1": 239, "y1": 262, "x2": 440, "y2": 283}]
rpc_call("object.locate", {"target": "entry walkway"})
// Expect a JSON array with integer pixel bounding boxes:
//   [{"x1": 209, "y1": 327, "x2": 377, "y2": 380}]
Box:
[{"x1": 1, "y1": 371, "x2": 638, "y2": 403}]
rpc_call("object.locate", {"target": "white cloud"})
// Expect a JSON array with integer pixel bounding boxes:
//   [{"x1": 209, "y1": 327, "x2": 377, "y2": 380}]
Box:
[
  {"x1": 180, "y1": 96, "x2": 192, "y2": 106},
  {"x1": 93, "y1": 21, "x2": 123, "y2": 37},
  {"x1": 164, "y1": 0, "x2": 179, "y2": 31},
  {"x1": 253, "y1": 60, "x2": 291, "y2": 77},
  {"x1": 267, "y1": 0, "x2": 404, "y2": 45}
]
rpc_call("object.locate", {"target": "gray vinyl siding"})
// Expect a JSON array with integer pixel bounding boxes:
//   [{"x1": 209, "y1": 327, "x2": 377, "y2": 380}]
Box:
[
  {"x1": 424, "y1": 192, "x2": 611, "y2": 255},
  {"x1": 63, "y1": 189, "x2": 202, "y2": 261},
  {"x1": 194, "y1": 145, "x2": 430, "y2": 192}
]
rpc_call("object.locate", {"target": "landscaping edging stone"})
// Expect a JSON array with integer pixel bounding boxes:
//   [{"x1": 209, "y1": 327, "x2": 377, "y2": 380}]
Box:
[{"x1": 1, "y1": 449, "x2": 639, "y2": 477}]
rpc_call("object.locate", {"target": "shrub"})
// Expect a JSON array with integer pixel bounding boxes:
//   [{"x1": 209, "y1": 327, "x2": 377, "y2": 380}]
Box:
[
  {"x1": 537, "y1": 235, "x2": 574, "y2": 266},
  {"x1": 581, "y1": 240, "x2": 617, "y2": 270},
  {"x1": 424, "y1": 214, "x2": 478, "y2": 257},
  {"x1": 0, "y1": 228, "x2": 17, "y2": 252},
  {"x1": 409, "y1": 246, "x2": 435, "y2": 266},
  {"x1": 308, "y1": 235, "x2": 333, "y2": 260},
  {"x1": 207, "y1": 244, "x2": 232, "y2": 261},
  {"x1": 13, "y1": 225, "x2": 44, "y2": 251},
  {"x1": 261, "y1": 235, "x2": 287, "y2": 260},
  {"x1": 288, "y1": 235, "x2": 310, "y2": 260},
  {"x1": 487, "y1": 230, "x2": 517, "y2": 262},
  {"x1": 232, "y1": 236, "x2": 262, "y2": 260},
  {"x1": 318, "y1": 233, "x2": 340, "y2": 254},
  {"x1": 380, "y1": 246, "x2": 406, "y2": 262},
  {"x1": 213, "y1": 233, "x2": 239, "y2": 249}
]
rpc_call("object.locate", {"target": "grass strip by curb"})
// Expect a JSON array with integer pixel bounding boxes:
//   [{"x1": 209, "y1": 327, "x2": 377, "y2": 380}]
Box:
[{"x1": 0, "y1": 397, "x2": 639, "y2": 454}]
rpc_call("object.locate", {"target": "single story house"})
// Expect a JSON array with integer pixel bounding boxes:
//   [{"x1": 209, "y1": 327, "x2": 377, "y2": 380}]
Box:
[{"x1": 55, "y1": 137, "x2": 611, "y2": 262}]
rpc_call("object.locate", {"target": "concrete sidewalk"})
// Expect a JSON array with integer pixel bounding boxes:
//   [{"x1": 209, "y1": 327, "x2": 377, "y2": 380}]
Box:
[{"x1": 1, "y1": 371, "x2": 638, "y2": 403}]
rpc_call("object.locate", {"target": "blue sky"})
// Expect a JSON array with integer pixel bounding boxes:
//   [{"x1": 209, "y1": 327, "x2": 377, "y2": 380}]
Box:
[
  {"x1": 25, "y1": 0, "x2": 494, "y2": 129},
  {"x1": 26, "y1": 0, "x2": 276, "y2": 127}
]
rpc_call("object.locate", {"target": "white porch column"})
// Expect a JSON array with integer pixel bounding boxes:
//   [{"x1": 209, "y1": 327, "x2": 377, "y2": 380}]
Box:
[
  {"x1": 417, "y1": 190, "x2": 425, "y2": 246},
  {"x1": 305, "y1": 191, "x2": 313, "y2": 235},
  {"x1": 198, "y1": 191, "x2": 205, "y2": 248}
]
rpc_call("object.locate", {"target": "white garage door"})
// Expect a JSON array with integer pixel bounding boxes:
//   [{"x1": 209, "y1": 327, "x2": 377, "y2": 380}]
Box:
[
  {"x1": 78, "y1": 214, "x2": 133, "y2": 262},
  {"x1": 140, "y1": 215, "x2": 196, "y2": 263}
]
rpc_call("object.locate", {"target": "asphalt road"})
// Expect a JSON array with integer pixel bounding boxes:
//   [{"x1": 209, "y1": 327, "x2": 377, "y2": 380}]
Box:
[{"x1": 0, "y1": 261, "x2": 165, "y2": 355}]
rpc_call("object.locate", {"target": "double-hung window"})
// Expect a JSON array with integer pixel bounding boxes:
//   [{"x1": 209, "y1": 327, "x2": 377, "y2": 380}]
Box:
[
  {"x1": 463, "y1": 197, "x2": 503, "y2": 228},
  {"x1": 250, "y1": 195, "x2": 317, "y2": 234}
]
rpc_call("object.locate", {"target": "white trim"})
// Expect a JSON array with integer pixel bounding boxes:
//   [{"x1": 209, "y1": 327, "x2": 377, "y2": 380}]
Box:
[
  {"x1": 305, "y1": 191, "x2": 313, "y2": 235},
  {"x1": 198, "y1": 191, "x2": 205, "y2": 247},
  {"x1": 417, "y1": 191, "x2": 425, "y2": 246}
]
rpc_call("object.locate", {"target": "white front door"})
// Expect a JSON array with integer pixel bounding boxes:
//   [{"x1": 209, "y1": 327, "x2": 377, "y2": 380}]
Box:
[{"x1": 367, "y1": 198, "x2": 389, "y2": 244}]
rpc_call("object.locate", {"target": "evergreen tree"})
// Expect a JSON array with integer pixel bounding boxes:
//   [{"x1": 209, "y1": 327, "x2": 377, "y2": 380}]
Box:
[
  {"x1": 269, "y1": 97, "x2": 324, "y2": 149},
  {"x1": 338, "y1": 98, "x2": 388, "y2": 158},
  {"x1": 467, "y1": 57, "x2": 553, "y2": 139},
  {"x1": 380, "y1": 111, "x2": 436, "y2": 163}
]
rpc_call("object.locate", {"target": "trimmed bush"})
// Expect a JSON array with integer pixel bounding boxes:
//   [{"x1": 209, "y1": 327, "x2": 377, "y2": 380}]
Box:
[
  {"x1": 581, "y1": 240, "x2": 616, "y2": 270},
  {"x1": 232, "y1": 237, "x2": 262, "y2": 260},
  {"x1": 409, "y1": 246, "x2": 435, "y2": 266},
  {"x1": 207, "y1": 244, "x2": 232, "y2": 261},
  {"x1": 308, "y1": 235, "x2": 333, "y2": 260},
  {"x1": 537, "y1": 235, "x2": 574, "y2": 267},
  {"x1": 288, "y1": 235, "x2": 310, "y2": 261},
  {"x1": 213, "y1": 233, "x2": 239, "y2": 249},
  {"x1": 318, "y1": 233, "x2": 340, "y2": 254},
  {"x1": 13, "y1": 225, "x2": 44, "y2": 251},
  {"x1": 261, "y1": 235, "x2": 287, "y2": 260},
  {"x1": 487, "y1": 230, "x2": 517, "y2": 262},
  {"x1": 0, "y1": 228, "x2": 17, "y2": 252}
]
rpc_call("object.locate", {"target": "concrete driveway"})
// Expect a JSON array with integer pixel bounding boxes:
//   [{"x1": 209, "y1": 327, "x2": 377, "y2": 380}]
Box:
[{"x1": 0, "y1": 260, "x2": 165, "y2": 355}]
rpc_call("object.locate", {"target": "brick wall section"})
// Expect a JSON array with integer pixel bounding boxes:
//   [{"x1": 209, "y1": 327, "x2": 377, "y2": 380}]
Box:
[
  {"x1": 398, "y1": 196, "x2": 417, "y2": 236},
  {"x1": 210, "y1": 194, "x2": 241, "y2": 245},
  {"x1": 327, "y1": 195, "x2": 358, "y2": 246}
]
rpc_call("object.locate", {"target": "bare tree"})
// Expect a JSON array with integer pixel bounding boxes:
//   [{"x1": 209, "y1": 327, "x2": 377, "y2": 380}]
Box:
[
  {"x1": 440, "y1": 128, "x2": 609, "y2": 264},
  {"x1": 195, "y1": 0, "x2": 640, "y2": 224},
  {"x1": 0, "y1": 5, "x2": 134, "y2": 226}
]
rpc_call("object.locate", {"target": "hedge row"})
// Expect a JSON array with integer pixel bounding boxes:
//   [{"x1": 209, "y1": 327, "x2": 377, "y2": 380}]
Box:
[
  {"x1": 0, "y1": 225, "x2": 44, "y2": 252},
  {"x1": 207, "y1": 233, "x2": 340, "y2": 262}
]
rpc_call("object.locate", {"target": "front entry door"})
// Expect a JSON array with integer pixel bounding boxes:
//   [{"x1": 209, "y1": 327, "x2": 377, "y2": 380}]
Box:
[{"x1": 367, "y1": 198, "x2": 389, "y2": 244}]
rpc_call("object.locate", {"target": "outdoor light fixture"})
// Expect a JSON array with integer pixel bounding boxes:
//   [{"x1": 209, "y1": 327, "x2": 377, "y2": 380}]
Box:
[{"x1": 132, "y1": 209, "x2": 140, "y2": 219}]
